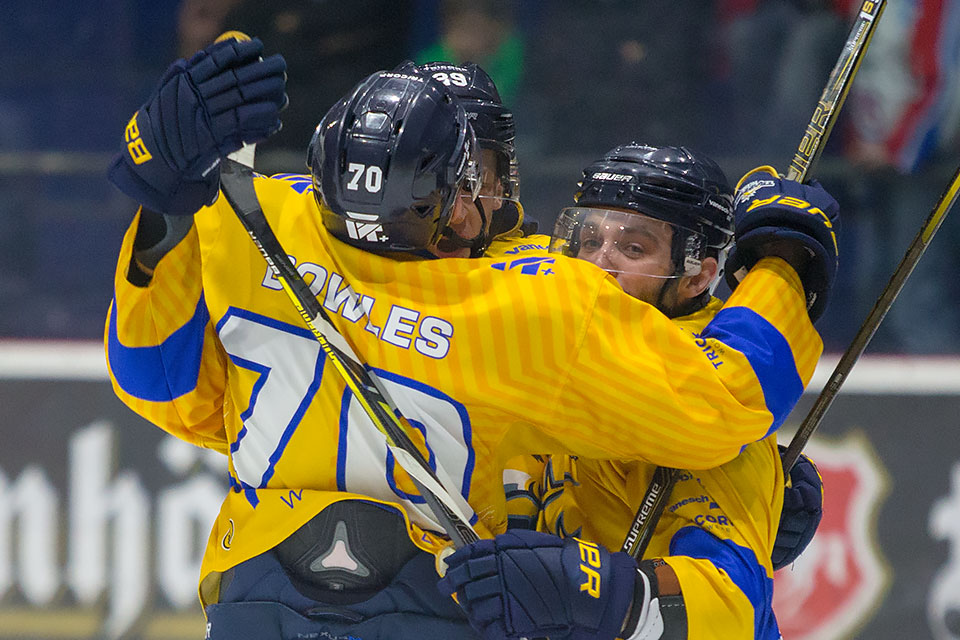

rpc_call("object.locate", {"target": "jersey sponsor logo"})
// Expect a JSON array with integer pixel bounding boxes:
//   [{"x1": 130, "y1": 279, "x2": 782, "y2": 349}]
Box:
[
  {"x1": 491, "y1": 256, "x2": 556, "y2": 275},
  {"x1": 575, "y1": 538, "x2": 602, "y2": 598},
  {"x1": 270, "y1": 173, "x2": 314, "y2": 194},
  {"x1": 929, "y1": 460, "x2": 960, "y2": 640},
  {"x1": 693, "y1": 334, "x2": 724, "y2": 369},
  {"x1": 124, "y1": 112, "x2": 153, "y2": 165},
  {"x1": 503, "y1": 243, "x2": 548, "y2": 255},
  {"x1": 773, "y1": 432, "x2": 890, "y2": 640}
]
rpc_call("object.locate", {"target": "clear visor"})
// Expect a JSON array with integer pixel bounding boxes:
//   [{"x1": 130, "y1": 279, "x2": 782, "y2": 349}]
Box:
[
  {"x1": 549, "y1": 207, "x2": 707, "y2": 278},
  {"x1": 457, "y1": 157, "x2": 524, "y2": 237},
  {"x1": 457, "y1": 136, "x2": 483, "y2": 204}
]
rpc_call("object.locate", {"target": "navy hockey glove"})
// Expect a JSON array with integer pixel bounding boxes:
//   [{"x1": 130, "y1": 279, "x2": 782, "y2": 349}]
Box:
[
  {"x1": 108, "y1": 36, "x2": 287, "y2": 215},
  {"x1": 725, "y1": 166, "x2": 840, "y2": 322},
  {"x1": 438, "y1": 530, "x2": 640, "y2": 640},
  {"x1": 772, "y1": 445, "x2": 824, "y2": 570}
]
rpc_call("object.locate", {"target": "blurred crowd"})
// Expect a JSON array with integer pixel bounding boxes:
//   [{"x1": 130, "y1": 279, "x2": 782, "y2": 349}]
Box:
[{"x1": 1, "y1": 0, "x2": 958, "y2": 352}]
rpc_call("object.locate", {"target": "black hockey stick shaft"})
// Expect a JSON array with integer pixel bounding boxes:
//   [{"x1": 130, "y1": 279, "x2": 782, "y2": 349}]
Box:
[
  {"x1": 622, "y1": 0, "x2": 885, "y2": 560},
  {"x1": 782, "y1": 165, "x2": 960, "y2": 471},
  {"x1": 786, "y1": 0, "x2": 885, "y2": 180},
  {"x1": 219, "y1": 158, "x2": 479, "y2": 547},
  {"x1": 620, "y1": 467, "x2": 680, "y2": 557}
]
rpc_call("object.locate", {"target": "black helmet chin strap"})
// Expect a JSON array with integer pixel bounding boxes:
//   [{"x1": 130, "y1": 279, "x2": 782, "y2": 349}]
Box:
[{"x1": 438, "y1": 198, "x2": 489, "y2": 257}]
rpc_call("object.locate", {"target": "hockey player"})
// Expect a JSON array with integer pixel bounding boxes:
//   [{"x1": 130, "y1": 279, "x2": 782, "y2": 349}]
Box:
[
  {"x1": 105, "y1": 37, "x2": 832, "y2": 640},
  {"x1": 416, "y1": 60, "x2": 824, "y2": 576},
  {"x1": 442, "y1": 145, "x2": 836, "y2": 639}
]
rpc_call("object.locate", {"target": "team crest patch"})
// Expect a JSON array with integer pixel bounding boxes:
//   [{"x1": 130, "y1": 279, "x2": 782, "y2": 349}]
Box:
[{"x1": 773, "y1": 431, "x2": 890, "y2": 639}]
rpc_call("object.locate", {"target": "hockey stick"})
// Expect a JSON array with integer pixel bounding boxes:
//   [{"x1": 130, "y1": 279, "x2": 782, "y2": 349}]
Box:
[
  {"x1": 781, "y1": 166, "x2": 960, "y2": 471},
  {"x1": 786, "y1": 0, "x2": 885, "y2": 180},
  {"x1": 218, "y1": 158, "x2": 480, "y2": 548},
  {"x1": 620, "y1": 0, "x2": 886, "y2": 560}
]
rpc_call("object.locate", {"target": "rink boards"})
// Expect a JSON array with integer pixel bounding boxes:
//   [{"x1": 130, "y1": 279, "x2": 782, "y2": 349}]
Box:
[{"x1": 1, "y1": 341, "x2": 959, "y2": 640}]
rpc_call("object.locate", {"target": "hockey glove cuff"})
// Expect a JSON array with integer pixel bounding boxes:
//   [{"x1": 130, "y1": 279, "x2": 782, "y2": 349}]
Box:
[
  {"x1": 438, "y1": 530, "x2": 638, "y2": 640},
  {"x1": 773, "y1": 445, "x2": 824, "y2": 570},
  {"x1": 108, "y1": 36, "x2": 287, "y2": 215},
  {"x1": 725, "y1": 166, "x2": 840, "y2": 322}
]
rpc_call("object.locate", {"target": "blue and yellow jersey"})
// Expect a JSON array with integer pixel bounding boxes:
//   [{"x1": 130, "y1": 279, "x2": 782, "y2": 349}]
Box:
[
  {"x1": 106, "y1": 176, "x2": 820, "y2": 607},
  {"x1": 496, "y1": 259, "x2": 790, "y2": 639}
]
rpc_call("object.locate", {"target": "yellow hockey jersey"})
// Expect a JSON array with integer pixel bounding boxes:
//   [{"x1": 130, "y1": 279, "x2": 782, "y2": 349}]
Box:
[
  {"x1": 105, "y1": 174, "x2": 820, "y2": 607},
  {"x1": 494, "y1": 247, "x2": 789, "y2": 639}
]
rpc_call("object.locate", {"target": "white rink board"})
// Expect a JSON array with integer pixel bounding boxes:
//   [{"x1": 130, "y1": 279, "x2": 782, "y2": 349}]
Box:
[{"x1": 1, "y1": 340, "x2": 959, "y2": 394}]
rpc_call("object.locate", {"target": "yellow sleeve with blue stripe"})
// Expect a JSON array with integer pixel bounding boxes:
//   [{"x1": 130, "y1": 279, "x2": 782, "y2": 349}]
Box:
[{"x1": 105, "y1": 208, "x2": 229, "y2": 453}]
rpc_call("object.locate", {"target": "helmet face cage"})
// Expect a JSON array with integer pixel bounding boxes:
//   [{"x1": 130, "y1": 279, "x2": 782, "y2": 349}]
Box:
[
  {"x1": 550, "y1": 207, "x2": 708, "y2": 279},
  {"x1": 309, "y1": 70, "x2": 477, "y2": 252}
]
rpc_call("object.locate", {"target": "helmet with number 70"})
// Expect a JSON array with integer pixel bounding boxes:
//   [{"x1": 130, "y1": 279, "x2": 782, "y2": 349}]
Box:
[
  {"x1": 551, "y1": 144, "x2": 735, "y2": 298},
  {"x1": 308, "y1": 69, "x2": 481, "y2": 253},
  {"x1": 418, "y1": 61, "x2": 525, "y2": 238}
]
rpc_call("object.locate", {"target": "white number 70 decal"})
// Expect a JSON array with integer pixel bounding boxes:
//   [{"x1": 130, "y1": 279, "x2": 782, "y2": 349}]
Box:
[
  {"x1": 346, "y1": 162, "x2": 384, "y2": 193},
  {"x1": 217, "y1": 308, "x2": 475, "y2": 529}
]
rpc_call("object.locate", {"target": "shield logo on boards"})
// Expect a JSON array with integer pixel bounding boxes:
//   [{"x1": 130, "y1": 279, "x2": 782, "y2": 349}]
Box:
[
  {"x1": 929, "y1": 461, "x2": 960, "y2": 640},
  {"x1": 773, "y1": 431, "x2": 890, "y2": 640}
]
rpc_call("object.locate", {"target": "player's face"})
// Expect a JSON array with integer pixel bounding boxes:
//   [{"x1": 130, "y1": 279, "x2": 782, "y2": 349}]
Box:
[
  {"x1": 428, "y1": 184, "x2": 491, "y2": 259},
  {"x1": 577, "y1": 209, "x2": 676, "y2": 304}
]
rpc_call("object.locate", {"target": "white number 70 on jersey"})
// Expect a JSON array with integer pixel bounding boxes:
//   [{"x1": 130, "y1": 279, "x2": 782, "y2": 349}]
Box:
[{"x1": 217, "y1": 310, "x2": 476, "y2": 531}]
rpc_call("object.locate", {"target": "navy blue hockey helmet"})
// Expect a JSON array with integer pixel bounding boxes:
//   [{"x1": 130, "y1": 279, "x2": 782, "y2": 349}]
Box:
[
  {"x1": 308, "y1": 68, "x2": 480, "y2": 252},
  {"x1": 552, "y1": 144, "x2": 734, "y2": 283},
  {"x1": 578, "y1": 144, "x2": 734, "y2": 251},
  {"x1": 418, "y1": 61, "x2": 523, "y2": 238}
]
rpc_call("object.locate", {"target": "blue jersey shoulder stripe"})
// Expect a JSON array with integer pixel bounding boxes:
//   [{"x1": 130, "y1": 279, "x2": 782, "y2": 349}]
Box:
[
  {"x1": 670, "y1": 525, "x2": 780, "y2": 640},
  {"x1": 107, "y1": 294, "x2": 209, "y2": 401},
  {"x1": 701, "y1": 306, "x2": 802, "y2": 438}
]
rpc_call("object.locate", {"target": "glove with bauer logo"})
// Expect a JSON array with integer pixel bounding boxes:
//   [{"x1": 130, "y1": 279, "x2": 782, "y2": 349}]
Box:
[
  {"x1": 772, "y1": 446, "x2": 824, "y2": 570},
  {"x1": 438, "y1": 529, "x2": 656, "y2": 640},
  {"x1": 108, "y1": 35, "x2": 287, "y2": 215},
  {"x1": 725, "y1": 166, "x2": 840, "y2": 322}
]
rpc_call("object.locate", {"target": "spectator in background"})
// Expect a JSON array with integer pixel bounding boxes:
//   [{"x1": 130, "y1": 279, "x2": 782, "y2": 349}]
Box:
[
  {"x1": 842, "y1": 0, "x2": 960, "y2": 353},
  {"x1": 716, "y1": 0, "x2": 851, "y2": 161},
  {"x1": 414, "y1": 0, "x2": 523, "y2": 106},
  {"x1": 177, "y1": 0, "x2": 415, "y2": 151}
]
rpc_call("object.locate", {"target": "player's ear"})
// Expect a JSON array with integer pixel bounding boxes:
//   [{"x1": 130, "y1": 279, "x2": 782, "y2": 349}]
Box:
[{"x1": 680, "y1": 256, "x2": 718, "y2": 300}]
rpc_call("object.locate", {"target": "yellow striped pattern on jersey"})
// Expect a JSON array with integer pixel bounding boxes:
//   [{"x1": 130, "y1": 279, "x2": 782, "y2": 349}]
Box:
[
  {"x1": 106, "y1": 176, "x2": 821, "y2": 608},
  {"x1": 503, "y1": 297, "x2": 791, "y2": 639}
]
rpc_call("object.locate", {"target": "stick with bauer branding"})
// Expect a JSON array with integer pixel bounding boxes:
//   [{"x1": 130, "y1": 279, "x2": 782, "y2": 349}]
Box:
[
  {"x1": 621, "y1": 0, "x2": 886, "y2": 559},
  {"x1": 219, "y1": 157, "x2": 480, "y2": 548}
]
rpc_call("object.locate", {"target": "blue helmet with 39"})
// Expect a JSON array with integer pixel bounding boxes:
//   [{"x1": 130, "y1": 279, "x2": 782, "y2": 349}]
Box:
[{"x1": 418, "y1": 61, "x2": 526, "y2": 239}]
